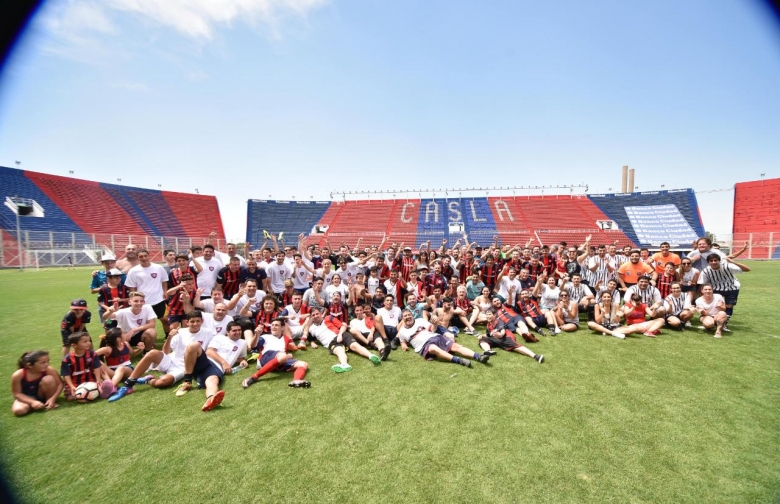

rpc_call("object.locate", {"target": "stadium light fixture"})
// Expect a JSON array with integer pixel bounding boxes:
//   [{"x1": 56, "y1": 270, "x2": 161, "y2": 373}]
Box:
[
  {"x1": 117, "y1": 178, "x2": 122, "y2": 182},
  {"x1": 4, "y1": 196, "x2": 44, "y2": 271},
  {"x1": 15, "y1": 160, "x2": 20, "y2": 168}
]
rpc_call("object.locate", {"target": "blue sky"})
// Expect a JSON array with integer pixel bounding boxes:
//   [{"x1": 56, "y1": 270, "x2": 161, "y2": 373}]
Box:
[{"x1": 1, "y1": 0, "x2": 779, "y2": 241}]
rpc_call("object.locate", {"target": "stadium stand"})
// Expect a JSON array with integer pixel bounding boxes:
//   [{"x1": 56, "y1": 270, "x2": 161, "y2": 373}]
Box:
[
  {"x1": 733, "y1": 177, "x2": 780, "y2": 259},
  {"x1": 246, "y1": 200, "x2": 329, "y2": 246},
  {"x1": 161, "y1": 192, "x2": 225, "y2": 239},
  {"x1": 588, "y1": 189, "x2": 705, "y2": 247}
]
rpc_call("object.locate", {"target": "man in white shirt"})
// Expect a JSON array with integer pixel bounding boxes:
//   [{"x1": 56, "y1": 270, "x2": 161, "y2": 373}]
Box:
[
  {"x1": 105, "y1": 292, "x2": 157, "y2": 352},
  {"x1": 108, "y1": 310, "x2": 215, "y2": 401},
  {"x1": 348, "y1": 304, "x2": 391, "y2": 360},
  {"x1": 302, "y1": 307, "x2": 381, "y2": 373},
  {"x1": 174, "y1": 320, "x2": 248, "y2": 412},
  {"x1": 374, "y1": 294, "x2": 402, "y2": 349},
  {"x1": 215, "y1": 241, "x2": 247, "y2": 268},
  {"x1": 194, "y1": 244, "x2": 224, "y2": 298},
  {"x1": 201, "y1": 303, "x2": 234, "y2": 337},
  {"x1": 267, "y1": 251, "x2": 294, "y2": 296},
  {"x1": 124, "y1": 248, "x2": 168, "y2": 324},
  {"x1": 623, "y1": 276, "x2": 665, "y2": 318},
  {"x1": 397, "y1": 310, "x2": 490, "y2": 367}
]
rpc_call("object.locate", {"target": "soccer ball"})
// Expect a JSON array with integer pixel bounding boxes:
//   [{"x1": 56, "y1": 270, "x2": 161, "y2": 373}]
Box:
[{"x1": 74, "y1": 382, "x2": 100, "y2": 402}]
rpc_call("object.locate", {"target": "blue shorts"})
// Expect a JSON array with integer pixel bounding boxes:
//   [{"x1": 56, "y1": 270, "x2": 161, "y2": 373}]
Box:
[
  {"x1": 421, "y1": 335, "x2": 454, "y2": 360},
  {"x1": 259, "y1": 350, "x2": 296, "y2": 372},
  {"x1": 714, "y1": 289, "x2": 739, "y2": 306},
  {"x1": 193, "y1": 352, "x2": 224, "y2": 388},
  {"x1": 435, "y1": 325, "x2": 459, "y2": 336}
]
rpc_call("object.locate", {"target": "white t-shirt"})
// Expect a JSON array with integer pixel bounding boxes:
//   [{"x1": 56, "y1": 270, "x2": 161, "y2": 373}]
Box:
[
  {"x1": 216, "y1": 251, "x2": 246, "y2": 268},
  {"x1": 317, "y1": 268, "x2": 335, "y2": 288},
  {"x1": 538, "y1": 285, "x2": 561, "y2": 310},
  {"x1": 266, "y1": 262, "x2": 293, "y2": 293},
  {"x1": 207, "y1": 334, "x2": 247, "y2": 367},
  {"x1": 367, "y1": 277, "x2": 381, "y2": 295},
  {"x1": 376, "y1": 306, "x2": 402, "y2": 327},
  {"x1": 201, "y1": 313, "x2": 234, "y2": 337},
  {"x1": 169, "y1": 328, "x2": 214, "y2": 367},
  {"x1": 496, "y1": 277, "x2": 522, "y2": 301},
  {"x1": 125, "y1": 263, "x2": 168, "y2": 305},
  {"x1": 695, "y1": 294, "x2": 725, "y2": 317},
  {"x1": 114, "y1": 305, "x2": 157, "y2": 333},
  {"x1": 349, "y1": 317, "x2": 372, "y2": 334},
  {"x1": 324, "y1": 284, "x2": 349, "y2": 304},
  {"x1": 235, "y1": 292, "x2": 265, "y2": 316},
  {"x1": 307, "y1": 321, "x2": 339, "y2": 347},
  {"x1": 195, "y1": 257, "x2": 223, "y2": 295},
  {"x1": 397, "y1": 319, "x2": 436, "y2": 353},
  {"x1": 292, "y1": 265, "x2": 312, "y2": 290}
]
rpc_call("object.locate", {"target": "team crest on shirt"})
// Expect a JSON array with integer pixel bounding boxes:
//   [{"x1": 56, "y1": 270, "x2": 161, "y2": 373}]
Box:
[
  {"x1": 232, "y1": 346, "x2": 238, "y2": 352},
  {"x1": 136, "y1": 319, "x2": 142, "y2": 325},
  {"x1": 209, "y1": 266, "x2": 215, "y2": 271},
  {"x1": 151, "y1": 273, "x2": 157, "y2": 278},
  {"x1": 216, "y1": 327, "x2": 222, "y2": 333}
]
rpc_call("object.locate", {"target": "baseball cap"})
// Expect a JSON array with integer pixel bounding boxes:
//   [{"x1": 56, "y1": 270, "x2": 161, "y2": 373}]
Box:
[
  {"x1": 107, "y1": 268, "x2": 123, "y2": 277},
  {"x1": 101, "y1": 252, "x2": 116, "y2": 262},
  {"x1": 71, "y1": 298, "x2": 88, "y2": 309},
  {"x1": 404, "y1": 246, "x2": 412, "y2": 251}
]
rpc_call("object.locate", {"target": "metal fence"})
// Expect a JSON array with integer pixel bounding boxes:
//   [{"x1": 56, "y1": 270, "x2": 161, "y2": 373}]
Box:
[{"x1": 1, "y1": 230, "x2": 229, "y2": 268}]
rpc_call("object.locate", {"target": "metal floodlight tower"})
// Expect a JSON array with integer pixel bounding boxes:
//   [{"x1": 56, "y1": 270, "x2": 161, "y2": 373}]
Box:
[{"x1": 4, "y1": 196, "x2": 45, "y2": 270}]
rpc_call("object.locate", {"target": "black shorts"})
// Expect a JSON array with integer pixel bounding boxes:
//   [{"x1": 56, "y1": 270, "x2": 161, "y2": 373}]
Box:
[
  {"x1": 680, "y1": 285, "x2": 695, "y2": 293},
  {"x1": 193, "y1": 352, "x2": 223, "y2": 388},
  {"x1": 714, "y1": 289, "x2": 739, "y2": 306},
  {"x1": 479, "y1": 335, "x2": 521, "y2": 351},
  {"x1": 236, "y1": 317, "x2": 255, "y2": 333},
  {"x1": 167, "y1": 314, "x2": 186, "y2": 324},
  {"x1": 151, "y1": 301, "x2": 166, "y2": 319},
  {"x1": 129, "y1": 331, "x2": 145, "y2": 346},
  {"x1": 529, "y1": 315, "x2": 546, "y2": 327},
  {"x1": 327, "y1": 333, "x2": 355, "y2": 354}
]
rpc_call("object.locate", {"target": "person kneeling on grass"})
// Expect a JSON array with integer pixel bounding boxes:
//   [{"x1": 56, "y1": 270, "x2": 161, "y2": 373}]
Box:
[
  {"x1": 11, "y1": 350, "x2": 63, "y2": 416},
  {"x1": 175, "y1": 321, "x2": 249, "y2": 411},
  {"x1": 479, "y1": 309, "x2": 543, "y2": 364},
  {"x1": 108, "y1": 311, "x2": 214, "y2": 402},
  {"x1": 694, "y1": 284, "x2": 728, "y2": 338},
  {"x1": 301, "y1": 307, "x2": 381, "y2": 373},
  {"x1": 609, "y1": 293, "x2": 665, "y2": 339},
  {"x1": 242, "y1": 318, "x2": 311, "y2": 389},
  {"x1": 397, "y1": 309, "x2": 491, "y2": 368}
]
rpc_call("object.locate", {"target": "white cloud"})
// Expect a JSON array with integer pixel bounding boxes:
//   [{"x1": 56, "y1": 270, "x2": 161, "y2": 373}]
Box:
[{"x1": 112, "y1": 81, "x2": 149, "y2": 91}]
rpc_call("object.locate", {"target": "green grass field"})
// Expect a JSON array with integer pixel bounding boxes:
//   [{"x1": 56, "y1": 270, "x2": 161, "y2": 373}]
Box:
[{"x1": 1, "y1": 263, "x2": 779, "y2": 504}]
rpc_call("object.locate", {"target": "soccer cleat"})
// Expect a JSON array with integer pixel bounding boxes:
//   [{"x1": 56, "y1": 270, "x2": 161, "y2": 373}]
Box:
[
  {"x1": 99, "y1": 380, "x2": 115, "y2": 399},
  {"x1": 477, "y1": 353, "x2": 491, "y2": 364},
  {"x1": 458, "y1": 359, "x2": 472, "y2": 368},
  {"x1": 482, "y1": 350, "x2": 497, "y2": 356},
  {"x1": 263, "y1": 230, "x2": 269, "y2": 239},
  {"x1": 369, "y1": 354, "x2": 381, "y2": 365},
  {"x1": 136, "y1": 374, "x2": 155, "y2": 385},
  {"x1": 464, "y1": 328, "x2": 476, "y2": 335},
  {"x1": 288, "y1": 380, "x2": 311, "y2": 388},
  {"x1": 108, "y1": 386, "x2": 133, "y2": 402},
  {"x1": 278, "y1": 232, "x2": 284, "y2": 241},
  {"x1": 201, "y1": 390, "x2": 225, "y2": 412},
  {"x1": 242, "y1": 377, "x2": 257, "y2": 389},
  {"x1": 175, "y1": 382, "x2": 192, "y2": 397},
  {"x1": 332, "y1": 364, "x2": 353, "y2": 373},
  {"x1": 379, "y1": 345, "x2": 391, "y2": 361},
  {"x1": 246, "y1": 352, "x2": 259, "y2": 363},
  {"x1": 533, "y1": 354, "x2": 544, "y2": 364}
]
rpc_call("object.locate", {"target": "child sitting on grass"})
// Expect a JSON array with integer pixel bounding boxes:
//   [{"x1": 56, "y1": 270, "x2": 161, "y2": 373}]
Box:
[
  {"x1": 11, "y1": 351, "x2": 63, "y2": 416},
  {"x1": 61, "y1": 333, "x2": 110, "y2": 401},
  {"x1": 95, "y1": 328, "x2": 141, "y2": 395}
]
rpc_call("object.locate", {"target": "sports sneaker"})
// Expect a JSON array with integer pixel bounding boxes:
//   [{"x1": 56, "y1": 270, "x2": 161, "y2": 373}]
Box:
[
  {"x1": 477, "y1": 353, "x2": 490, "y2": 364},
  {"x1": 332, "y1": 364, "x2": 353, "y2": 373},
  {"x1": 533, "y1": 354, "x2": 544, "y2": 364},
  {"x1": 722, "y1": 325, "x2": 731, "y2": 333},
  {"x1": 136, "y1": 374, "x2": 155, "y2": 385},
  {"x1": 610, "y1": 331, "x2": 626, "y2": 340},
  {"x1": 464, "y1": 328, "x2": 475, "y2": 335},
  {"x1": 390, "y1": 338, "x2": 400, "y2": 350},
  {"x1": 458, "y1": 358, "x2": 472, "y2": 368},
  {"x1": 108, "y1": 386, "x2": 133, "y2": 402},
  {"x1": 369, "y1": 354, "x2": 381, "y2": 365},
  {"x1": 535, "y1": 327, "x2": 546, "y2": 336},
  {"x1": 684, "y1": 321, "x2": 692, "y2": 328},
  {"x1": 99, "y1": 380, "x2": 115, "y2": 399},
  {"x1": 242, "y1": 377, "x2": 257, "y2": 389},
  {"x1": 288, "y1": 380, "x2": 311, "y2": 388},
  {"x1": 554, "y1": 327, "x2": 562, "y2": 335},
  {"x1": 175, "y1": 382, "x2": 192, "y2": 397},
  {"x1": 482, "y1": 350, "x2": 497, "y2": 356},
  {"x1": 201, "y1": 390, "x2": 225, "y2": 412},
  {"x1": 380, "y1": 345, "x2": 391, "y2": 361}
]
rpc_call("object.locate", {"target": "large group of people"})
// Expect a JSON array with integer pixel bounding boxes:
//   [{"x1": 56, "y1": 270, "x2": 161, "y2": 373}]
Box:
[{"x1": 12, "y1": 231, "x2": 751, "y2": 416}]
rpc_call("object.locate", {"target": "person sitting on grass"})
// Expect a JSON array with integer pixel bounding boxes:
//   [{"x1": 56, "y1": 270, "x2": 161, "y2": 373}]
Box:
[
  {"x1": 11, "y1": 351, "x2": 62, "y2": 416},
  {"x1": 430, "y1": 296, "x2": 477, "y2": 337},
  {"x1": 60, "y1": 298, "x2": 92, "y2": 356},
  {"x1": 104, "y1": 292, "x2": 157, "y2": 354},
  {"x1": 587, "y1": 291, "x2": 624, "y2": 338},
  {"x1": 175, "y1": 322, "x2": 249, "y2": 411},
  {"x1": 694, "y1": 284, "x2": 728, "y2": 338},
  {"x1": 478, "y1": 309, "x2": 544, "y2": 364},
  {"x1": 61, "y1": 333, "x2": 109, "y2": 401},
  {"x1": 95, "y1": 328, "x2": 140, "y2": 395},
  {"x1": 108, "y1": 311, "x2": 215, "y2": 402},
  {"x1": 397, "y1": 309, "x2": 491, "y2": 368},
  {"x1": 663, "y1": 282, "x2": 694, "y2": 330},
  {"x1": 242, "y1": 318, "x2": 310, "y2": 389},
  {"x1": 623, "y1": 276, "x2": 666, "y2": 319},
  {"x1": 490, "y1": 296, "x2": 538, "y2": 343},
  {"x1": 533, "y1": 273, "x2": 562, "y2": 334},
  {"x1": 609, "y1": 293, "x2": 665, "y2": 339},
  {"x1": 347, "y1": 304, "x2": 391, "y2": 360},
  {"x1": 302, "y1": 307, "x2": 381, "y2": 373},
  {"x1": 553, "y1": 291, "x2": 579, "y2": 333}
]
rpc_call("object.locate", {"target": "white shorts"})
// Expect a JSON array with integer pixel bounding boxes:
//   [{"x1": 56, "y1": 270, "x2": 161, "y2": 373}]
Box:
[
  {"x1": 288, "y1": 325, "x2": 304, "y2": 338},
  {"x1": 150, "y1": 354, "x2": 186, "y2": 383}
]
